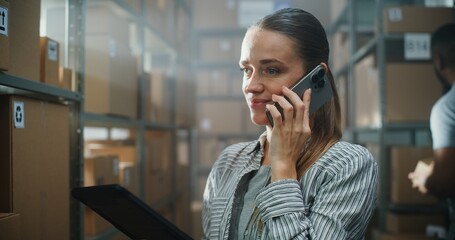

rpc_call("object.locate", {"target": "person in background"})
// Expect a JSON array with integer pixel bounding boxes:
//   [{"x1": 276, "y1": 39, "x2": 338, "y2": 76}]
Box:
[
  {"x1": 408, "y1": 23, "x2": 455, "y2": 240},
  {"x1": 202, "y1": 8, "x2": 378, "y2": 239}
]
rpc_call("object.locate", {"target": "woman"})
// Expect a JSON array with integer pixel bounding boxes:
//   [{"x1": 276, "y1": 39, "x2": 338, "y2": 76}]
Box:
[{"x1": 202, "y1": 8, "x2": 377, "y2": 240}]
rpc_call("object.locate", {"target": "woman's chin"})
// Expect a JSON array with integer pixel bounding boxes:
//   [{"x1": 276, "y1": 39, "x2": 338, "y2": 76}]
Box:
[{"x1": 250, "y1": 115, "x2": 269, "y2": 126}]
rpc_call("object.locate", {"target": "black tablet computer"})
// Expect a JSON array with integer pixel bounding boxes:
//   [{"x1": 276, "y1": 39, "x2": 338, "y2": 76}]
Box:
[{"x1": 71, "y1": 184, "x2": 193, "y2": 240}]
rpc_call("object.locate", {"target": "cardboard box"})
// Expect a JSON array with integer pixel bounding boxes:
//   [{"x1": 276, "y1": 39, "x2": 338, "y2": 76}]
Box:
[
  {"x1": 0, "y1": 213, "x2": 20, "y2": 240},
  {"x1": 145, "y1": 130, "x2": 172, "y2": 205},
  {"x1": 59, "y1": 67, "x2": 72, "y2": 90},
  {"x1": 390, "y1": 147, "x2": 438, "y2": 204},
  {"x1": 193, "y1": 0, "x2": 238, "y2": 28},
  {"x1": 198, "y1": 136, "x2": 223, "y2": 168},
  {"x1": 45, "y1": 6, "x2": 67, "y2": 65},
  {"x1": 85, "y1": 35, "x2": 138, "y2": 118},
  {"x1": 86, "y1": 5, "x2": 130, "y2": 44},
  {"x1": 355, "y1": 56, "x2": 442, "y2": 127},
  {"x1": 143, "y1": 71, "x2": 172, "y2": 122},
  {"x1": 40, "y1": 37, "x2": 60, "y2": 86},
  {"x1": 0, "y1": 95, "x2": 70, "y2": 239},
  {"x1": 0, "y1": 0, "x2": 9, "y2": 71},
  {"x1": 84, "y1": 156, "x2": 120, "y2": 187},
  {"x1": 83, "y1": 156, "x2": 119, "y2": 237},
  {"x1": 382, "y1": 6, "x2": 454, "y2": 33},
  {"x1": 84, "y1": 208, "x2": 113, "y2": 237},
  {"x1": 119, "y1": 164, "x2": 138, "y2": 194},
  {"x1": 191, "y1": 201, "x2": 203, "y2": 240},
  {"x1": 175, "y1": 191, "x2": 191, "y2": 234},
  {"x1": 88, "y1": 145, "x2": 138, "y2": 195},
  {"x1": 199, "y1": 100, "x2": 254, "y2": 134},
  {"x1": 199, "y1": 36, "x2": 243, "y2": 63},
  {"x1": 386, "y1": 212, "x2": 446, "y2": 234},
  {"x1": 144, "y1": 0, "x2": 175, "y2": 39},
  {"x1": 9, "y1": 1, "x2": 40, "y2": 81},
  {"x1": 176, "y1": 139, "x2": 190, "y2": 189}
]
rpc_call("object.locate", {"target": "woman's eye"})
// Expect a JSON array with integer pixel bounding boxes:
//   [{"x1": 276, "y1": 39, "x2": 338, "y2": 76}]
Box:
[
  {"x1": 266, "y1": 68, "x2": 279, "y2": 76},
  {"x1": 240, "y1": 68, "x2": 252, "y2": 75}
]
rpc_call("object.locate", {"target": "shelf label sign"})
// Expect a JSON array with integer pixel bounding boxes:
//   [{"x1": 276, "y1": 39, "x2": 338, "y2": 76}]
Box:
[
  {"x1": 388, "y1": 8, "x2": 402, "y2": 22},
  {"x1": 13, "y1": 101, "x2": 24, "y2": 129},
  {"x1": 0, "y1": 6, "x2": 8, "y2": 36},
  {"x1": 47, "y1": 40, "x2": 58, "y2": 61},
  {"x1": 404, "y1": 33, "x2": 431, "y2": 60}
]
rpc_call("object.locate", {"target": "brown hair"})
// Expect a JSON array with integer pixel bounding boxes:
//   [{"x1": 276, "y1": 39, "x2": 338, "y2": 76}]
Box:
[{"x1": 253, "y1": 8, "x2": 342, "y2": 178}]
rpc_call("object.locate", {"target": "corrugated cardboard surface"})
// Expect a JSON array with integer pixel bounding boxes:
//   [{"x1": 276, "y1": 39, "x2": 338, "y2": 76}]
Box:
[
  {"x1": 40, "y1": 37, "x2": 60, "y2": 86},
  {"x1": 9, "y1": 1, "x2": 40, "y2": 81},
  {"x1": 382, "y1": 6, "x2": 454, "y2": 33},
  {"x1": 355, "y1": 57, "x2": 442, "y2": 127},
  {"x1": 0, "y1": 0, "x2": 9, "y2": 71},
  {"x1": 85, "y1": 35, "x2": 138, "y2": 118},
  {"x1": 0, "y1": 213, "x2": 20, "y2": 240},
  {"x1": 390, "y1": 147, "x2": 438, "y2": 204},
  {"x1": 59, "y1": 67, "x2": 72, "y2": 90},
  {"x1": 0, "y1": 95, "x2": 70, "y2": 239},
  {"x1": 83, "y1": 156, "x2": 119, "y2": 237},
  {"x1": 145, "y1": 130, "x2": 172, "y2": 205}
]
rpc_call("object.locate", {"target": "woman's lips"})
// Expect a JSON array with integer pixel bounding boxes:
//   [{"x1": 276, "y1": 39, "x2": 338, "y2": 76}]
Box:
[{"x1": 250, "y1": 99, "x2": 273, "y2": 109}]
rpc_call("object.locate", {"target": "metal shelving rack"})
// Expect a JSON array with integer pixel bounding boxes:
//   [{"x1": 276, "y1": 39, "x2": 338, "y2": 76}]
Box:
[
  {"x1": 0, "y1": 0, "x2": 194, "y2": 239},
  {"x1": 327, "y1": 0, "x2": 451, "y2": 235},
  {"x1": 78, "y1": 0, "x2": 195, "y2": 239}
]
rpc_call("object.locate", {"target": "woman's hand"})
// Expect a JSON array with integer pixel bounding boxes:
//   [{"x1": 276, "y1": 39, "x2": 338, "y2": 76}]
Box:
[{"x1": 266, "y1": 86, "x2": 312, "y2": 182}]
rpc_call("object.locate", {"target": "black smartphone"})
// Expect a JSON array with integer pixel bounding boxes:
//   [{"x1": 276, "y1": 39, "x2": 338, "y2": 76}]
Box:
[{"x1": 266, "y1": 64, "x2": 333, "y2": 127}]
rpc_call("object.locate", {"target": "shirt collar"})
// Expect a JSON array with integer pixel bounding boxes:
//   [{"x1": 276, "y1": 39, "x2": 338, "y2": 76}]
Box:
[{"x1": 247, "y1": 131, "x2": 267, "y2": 155}]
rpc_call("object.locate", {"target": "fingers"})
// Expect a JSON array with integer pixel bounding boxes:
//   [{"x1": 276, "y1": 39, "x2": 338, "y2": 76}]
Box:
[
  {"x1": 281, "y1": 86, "x2": 311, "y2": 128},
  {"x1": 270, "y1": 86, "x2": 311, "y2": 131},
  {"x1": 265, "y1": 103, "x2": 283, "y2": 128}
]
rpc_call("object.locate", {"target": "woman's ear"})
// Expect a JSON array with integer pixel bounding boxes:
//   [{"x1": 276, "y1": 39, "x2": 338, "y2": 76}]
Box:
[{"x1": 320, "y1": 62, "x2": 328, "y2": 72}]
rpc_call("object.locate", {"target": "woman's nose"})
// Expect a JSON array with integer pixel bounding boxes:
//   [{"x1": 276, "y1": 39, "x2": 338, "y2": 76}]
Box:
[{"x1": 244, "y1": 74, "x2": 263, "y2": 93}]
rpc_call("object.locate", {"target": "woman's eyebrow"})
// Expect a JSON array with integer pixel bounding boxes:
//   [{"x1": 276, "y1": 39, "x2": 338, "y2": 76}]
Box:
[{"x1": 239, "y1": 58, "x2": 283, "y2": 66}]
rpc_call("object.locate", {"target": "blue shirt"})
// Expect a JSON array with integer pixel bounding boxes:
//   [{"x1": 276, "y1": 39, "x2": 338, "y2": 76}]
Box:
[{"x1": 430, "y1": 83, "x2": 455, "y2": 149}]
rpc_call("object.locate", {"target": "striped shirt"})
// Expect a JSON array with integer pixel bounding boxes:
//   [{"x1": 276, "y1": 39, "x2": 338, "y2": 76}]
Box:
[{"x1": 202, "y1": 137, "x2": 378, "y2": 240}]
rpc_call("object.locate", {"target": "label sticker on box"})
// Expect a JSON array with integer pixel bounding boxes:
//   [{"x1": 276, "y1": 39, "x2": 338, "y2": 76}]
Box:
[
  {"x1": 13, "y1": 101, "x2": 25, "y2": 129},
  {"x1": 405, "y1": 33, "x2": 431, "y2": 60},
  {"x1": 0, "y1": 6, "x2": 8, "y2": 36},
  {"x1": 47, "y1": 40, "x2": 58, "y2": 61},
  {"x1": 388, "y1": 8, "x2": 402, "y2": 22}
]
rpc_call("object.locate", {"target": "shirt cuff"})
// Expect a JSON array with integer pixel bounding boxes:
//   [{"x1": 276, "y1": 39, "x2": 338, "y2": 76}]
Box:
[{"x1": 255, "y1": 179, "x2": 305, "y2": 222}]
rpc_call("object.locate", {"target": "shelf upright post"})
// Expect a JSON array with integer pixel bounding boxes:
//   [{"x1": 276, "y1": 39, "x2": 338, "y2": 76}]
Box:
[
  {"x1": 348, "y1": 0, "x2": 357, "y2": 138},
  {"x1": 66, "y1": 0, "x2": 86, "y2": 239},
  {"x1": 375, "y1": 0, "x2": 389, "y2": 232}
]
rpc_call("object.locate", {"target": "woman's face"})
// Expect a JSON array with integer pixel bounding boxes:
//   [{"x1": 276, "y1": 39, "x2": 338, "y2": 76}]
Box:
[{"x1": 239, "y1": 27, "x2": 306, "y2": 126}]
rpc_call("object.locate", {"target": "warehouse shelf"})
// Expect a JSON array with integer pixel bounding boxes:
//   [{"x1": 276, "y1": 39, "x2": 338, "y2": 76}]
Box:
[
  {"x1": 83, "y1": 112, "x2": 141, "y2": 127},
  {"x1": 0, "y1": 73, "x2": 81, "y2": 102},
  {"x1": 328, "y1": 0, "x2": 454, "y2": 235},
  {"x1": 345, "y1": 124, "x2": 432, "y2": 146},
  {"x1": 1, "y1": 0, "x2": 194, "y2": 239},
  {"x1": 86, "y1": 227, "x2": 123, "y2": 240},
  {"x1": 389, "y1": 202, "x2": 449, "y2": 214}
]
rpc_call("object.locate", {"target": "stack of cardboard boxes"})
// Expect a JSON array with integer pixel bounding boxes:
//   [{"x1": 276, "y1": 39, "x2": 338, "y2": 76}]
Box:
[
  {"x1": 84, "y1": 5, "x2": 138, "y2": 119},
  {"x1": 0, "y1": 96, "x2": 70, "y2": 239},
  {"x1": 0, "y1": 1, "x2": 73, "y2": 239},
  {"x1": 329, "y1": 2, "x2": 454, "y2": 239},
  {"x1": 84, "y1": 142, "x2": 138, "y2": 237}
]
